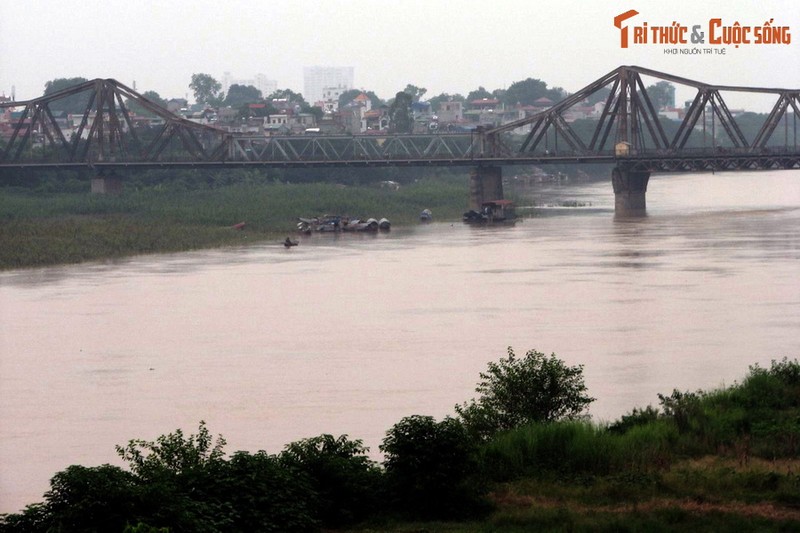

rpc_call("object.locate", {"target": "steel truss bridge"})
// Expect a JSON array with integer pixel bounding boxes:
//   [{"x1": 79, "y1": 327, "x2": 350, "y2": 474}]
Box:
[{"x1": 1, "y1": 65, "x2": 798, "y2": 173}]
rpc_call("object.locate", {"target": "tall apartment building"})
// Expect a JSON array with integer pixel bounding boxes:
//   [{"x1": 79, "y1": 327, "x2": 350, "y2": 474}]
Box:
[{"x1": 303, "y1": 66, "x2": 354, "y2": 106}]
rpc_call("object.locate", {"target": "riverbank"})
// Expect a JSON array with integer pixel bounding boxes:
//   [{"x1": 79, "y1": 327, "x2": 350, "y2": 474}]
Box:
[
  {"x1": 2, "y1": 357, "x2": 799, "y2": 531},
  {"x1": 0, "y1": 177, "x2": 471, "y2": 269}
]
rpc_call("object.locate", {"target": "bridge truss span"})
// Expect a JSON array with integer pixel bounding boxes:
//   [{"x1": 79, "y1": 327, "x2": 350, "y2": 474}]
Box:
[
  {"x1": 0, "y1": 79, "x2": 230, "y2": 167},
  {"x1": 485, "y1": 65, "x2": 800, "y2": 172},
  {"x1": 228, "y1": 132, "x2": 477, "y2": 166},
  {"x1": 0, "y1": 66, "x2": 798, "y2": 172}
]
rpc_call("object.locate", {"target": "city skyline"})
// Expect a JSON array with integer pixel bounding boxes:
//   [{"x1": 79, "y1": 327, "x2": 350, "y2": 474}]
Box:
[{"x1": 1, "y1": 0, "x2": 798, "y2": 113}]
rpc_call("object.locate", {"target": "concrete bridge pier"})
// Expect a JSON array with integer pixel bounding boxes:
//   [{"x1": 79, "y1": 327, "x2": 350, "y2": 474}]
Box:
[
  {"x1": 612, "y1": 167, "x2": 650, "y2": 216},
  {"x1": 91, "y1": 173, "x2": 123, "y2": 195},
  {"x1": 469, "y1": 165, "x2": 503, "y2": 208}
]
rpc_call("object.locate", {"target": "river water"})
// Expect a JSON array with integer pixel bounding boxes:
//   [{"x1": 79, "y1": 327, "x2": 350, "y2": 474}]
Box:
[{"x1": 1, "y1": 170, "x2": 799, "y2": 512}]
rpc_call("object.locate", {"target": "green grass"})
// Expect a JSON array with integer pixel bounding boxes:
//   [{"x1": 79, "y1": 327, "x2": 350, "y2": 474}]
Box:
[
  {"x1": 344, "y1": 358, "x2": 800, "y2": 531},
  {"x1": 0, "y1": 176, "x2": 472, "y2": 269},
  {"x1": 436, "y1": 358, "x2": 800, "y2": 532}
]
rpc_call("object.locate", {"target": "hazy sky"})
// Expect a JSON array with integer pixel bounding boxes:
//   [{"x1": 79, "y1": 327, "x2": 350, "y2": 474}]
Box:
[{"x1": 1, "y1": 0, "x2": 798, "y2": 111}]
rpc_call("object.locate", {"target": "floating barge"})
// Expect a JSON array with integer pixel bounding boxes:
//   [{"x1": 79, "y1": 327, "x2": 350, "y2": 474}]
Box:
[
  {"x1": 463, "y1": 200, "x2": 517, "y2": 223},
  {"x1": 297, "y1": 215, "x2": 390, "y2": 233}
]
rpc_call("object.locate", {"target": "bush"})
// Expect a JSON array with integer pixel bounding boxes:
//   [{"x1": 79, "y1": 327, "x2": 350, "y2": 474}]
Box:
[
  {"x1": 0, "y1": 503, "x2": 50, "y2": 533},
  {"x1": 210, "y1": 451, "x2": 319, "y2": 533},
  {"x1": 380, "y1": 415, "x2": 490, "y2": 520},
  {"x1": 115, "y1": 421, "x2": 227, "y2": 481},
  {"x1": 456, "y1": 347, "x2": 595, "y2": 440},
  {"x1": 43, "y1": 465, "x2": 139, "y2": 532},
  {"x1": 608, "y1": 405, "x2": 661, "y2": 434},
  {"x1": 0, "y1": 465, "x2": 137, "y2": 533},
  {"x1": 279, "y1": 434, "x2": 382, "y2": 527}
]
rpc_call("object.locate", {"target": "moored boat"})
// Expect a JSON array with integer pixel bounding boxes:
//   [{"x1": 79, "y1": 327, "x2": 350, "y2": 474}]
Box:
[
  {"x1": 463, "y1": 200, "x2": 517, "y2": 223},
  {"x1": 298, "y1": 214, "x2": 388, "y2": 233}
]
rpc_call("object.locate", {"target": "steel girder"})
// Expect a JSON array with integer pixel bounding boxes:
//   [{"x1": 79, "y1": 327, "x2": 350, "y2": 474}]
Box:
[
  {"x1": 619, "y1": 152, "x2": 800, "y2": 173},
  {"x1": 229, "y1": 133, "x2": 476, "y2": 163},
  {"x1": 0, "y1": 79, "x2": 230, "y2": 165},
  {"x1": 485, "y1": 66, "x2": 800, "y2": 160}
]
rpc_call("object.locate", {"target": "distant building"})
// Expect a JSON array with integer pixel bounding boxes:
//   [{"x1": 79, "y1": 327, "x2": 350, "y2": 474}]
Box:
[
  {"x1": 437, "y1": 100, "x2": 463, "y2": 123},
  {"x1": 468, "y1": 98, "x2": 501, "y2": 111},
  {"x1": 318, "y1": 85, "x2": 349, "y2": 113},
  {"x1": 263, "y1": 112, "x2": 316, "y2": 135},
  {"x1": 303, "y1": 66, "x2": 354, "y2": 107},
  {"x1": 167, "y1": 98, "x2": 188, "y2": 114},
  {"x1": 222, "y1": 72, "x2": 277, "y2": 98}
]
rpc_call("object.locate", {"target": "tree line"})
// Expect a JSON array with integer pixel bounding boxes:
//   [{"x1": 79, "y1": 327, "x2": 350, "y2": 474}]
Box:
[{"x1": 40, "y1": 74, "x2": 582, "y2": 119}]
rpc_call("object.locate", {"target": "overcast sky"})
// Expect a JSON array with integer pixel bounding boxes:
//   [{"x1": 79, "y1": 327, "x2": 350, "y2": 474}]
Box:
[{"x1": 1, "y1": 0, "x2": 798, "y2": 111}]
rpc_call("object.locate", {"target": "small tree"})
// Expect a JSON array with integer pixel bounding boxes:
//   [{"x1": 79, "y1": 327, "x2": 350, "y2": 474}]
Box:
[
  {"x1": 646, "y1": 80, "x2": 676, "y2": 110},
  {"x1": 189, "y1": 73, "x2": 223, "y2": 107},
  {"x1": 456, "y1": 347, "x2": 594, "y2": 439},
  {"x1": 402, "y1": 83, "x2": 427, "y2": 102},
  {"x1": 115, "y1": 420, "x2": 226, "y2": 480},
  {"x1": 466, "y1": 86, "x2": 493, "y2": 102},
  {"x1": 44, "y1": 77, "x2": 91, "y2": 114},
  {"x1": 223, "y1": 84, "x2": 262, "y2": 108},
  {"x1": 388, "y1": 91, "x2": 413, "y2": 133}
]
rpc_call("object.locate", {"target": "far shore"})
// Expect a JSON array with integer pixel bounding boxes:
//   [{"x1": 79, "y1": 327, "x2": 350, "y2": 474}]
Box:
[{"x1": 0, "y1": 177, "x2": 473, "y2": 270}]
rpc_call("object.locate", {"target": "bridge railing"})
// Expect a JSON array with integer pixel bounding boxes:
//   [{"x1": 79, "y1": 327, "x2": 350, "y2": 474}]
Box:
[{"x1": 499, "y1": 146, "x2": 800, "y2": 158}]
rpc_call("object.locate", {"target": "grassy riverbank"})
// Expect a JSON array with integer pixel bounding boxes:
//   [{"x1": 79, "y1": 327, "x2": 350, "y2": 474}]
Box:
[
  {"x1": 379, "y1": 358, "x2": 800, "y2": 532},
  {"x1": 2, "y1": 357, "x2": 798, "y2": 531},
  {"x1": 0, "y1": 176, "x2": 470, "y2": 269}
]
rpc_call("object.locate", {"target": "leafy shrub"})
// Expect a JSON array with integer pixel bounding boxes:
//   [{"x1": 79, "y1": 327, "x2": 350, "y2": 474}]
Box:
[
  {"x1": 0, "y1": 465, "x2": 138, "y2": 533},
  {"x1": 608, "y1": 405, "x2": 661, "y2": 434},
  {"x1": 115, "y1": 420, "x2": 227, "y2": 481},
  {"x1": 279, "y1": 434, "x2": 382, "y2": 527},
  {"x1": 0, "y1": 503, "x2": 51, "y2": 532},
  {"x1": 657, "y1": 389, "x2": 705, "y2": 435},
  {"x1": 210, "y1": 451, "x2": 319, "y2": 533},
  {"x1": 737, "y1": 358, "x2": 800, "y2": 409},
  {"x1": 44, "y1": 465, "x2": 139, "y2": 532},
  {"x1": 380, "y1": 415, "x2": 490, "y2": 520},
  {"x1": 113, "y1": 422, "x2": 318, "y2": 532},
  {"x1": 456, "y1": 347, "x2": 595, "y2": 440}
]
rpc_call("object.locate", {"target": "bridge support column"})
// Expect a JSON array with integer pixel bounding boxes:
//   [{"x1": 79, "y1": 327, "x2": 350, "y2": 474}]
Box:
[
  {"x1": 469, "y1": 166, "x2": 503, "y2": 208},
  {"x1": 612, "y1": 167, "x2": 650, "y2": 216},
  {"x1": 91, "y1": 175, "x2": 123, "y2": 195}
]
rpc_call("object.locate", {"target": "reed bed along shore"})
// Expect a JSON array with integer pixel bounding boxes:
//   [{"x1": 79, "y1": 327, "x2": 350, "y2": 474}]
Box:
[{"x1": 0, "y1": 176, "x2": 470, "y2": 269}]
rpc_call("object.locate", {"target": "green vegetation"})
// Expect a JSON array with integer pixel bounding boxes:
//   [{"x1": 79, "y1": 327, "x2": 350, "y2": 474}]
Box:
[
  {"x1": 456, "y1": 348, "x2": 595, "y2": 440},
  {"x1": 2, "y1": 354, "x2": 799, "y2": 531},
  {"x1": 0, "y1": 171, "x2": 471, "y2": 269}
]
